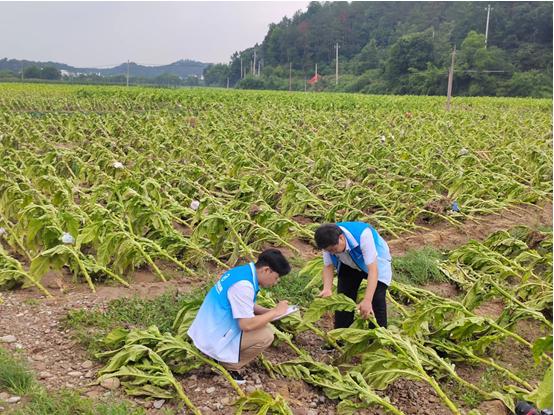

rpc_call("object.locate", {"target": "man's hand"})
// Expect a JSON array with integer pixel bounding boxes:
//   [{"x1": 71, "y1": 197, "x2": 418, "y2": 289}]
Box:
[
  {"x1": 318, "y1": 287, "x2": 333, "y2": 297},
  {"x1": 273, "y1": 300, "x2": 289, "y2": 317},
  {"x1": 357, "y1": 299, "x2": 373, "y2": 319}
]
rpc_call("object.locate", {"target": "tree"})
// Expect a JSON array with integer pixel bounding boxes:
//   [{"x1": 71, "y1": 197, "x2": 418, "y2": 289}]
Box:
[
  {"x1": 503, "y1": 71, "x2": 552, "y2": 98},
  {"x1": 354, "y1": 38, "x2": 381, "y2": 74},
  {"x1": 183, "y1": 76, "x2": 200, "y2": 87},
  {"x1": 154, "y1": 73, "x2": 181, "y2": 86},
  {"x1": 203, "y1": 64, "x2": 230, "y2": 87},
  {"x1": 40, "y1": 66, "x2": 61, "y2": 80},
  {"x1": 385, "y1": 30, "x2": 435, "y2": 80},
  {"x1": 457, "y1": 31, "x2": 486, "y2": 70},
  {"x1": 23, "y1": 66, "x2": 41, "y2": 79}
]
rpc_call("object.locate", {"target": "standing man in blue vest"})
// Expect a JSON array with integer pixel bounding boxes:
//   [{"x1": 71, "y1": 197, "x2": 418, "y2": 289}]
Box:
[
  {"x1": 314, "y1": 222, "x2": 392, "y2": 328},
  {"x1": 188, "y1": 249, "x2": 291, "y2": 384}
]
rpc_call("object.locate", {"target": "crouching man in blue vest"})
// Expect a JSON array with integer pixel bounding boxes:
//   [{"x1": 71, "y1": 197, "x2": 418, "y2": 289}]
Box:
[
  {"x1": 188, "y1": 249, "x2": 291, "y2": 384},
  {"x1": 314, "y1": 222, "x2": 392, "y2": 329}
]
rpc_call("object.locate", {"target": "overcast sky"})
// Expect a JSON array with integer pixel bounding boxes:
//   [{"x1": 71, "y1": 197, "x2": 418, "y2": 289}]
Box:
[{"x1": 0, "y1": 1, "x2": 309, "y2": 67}]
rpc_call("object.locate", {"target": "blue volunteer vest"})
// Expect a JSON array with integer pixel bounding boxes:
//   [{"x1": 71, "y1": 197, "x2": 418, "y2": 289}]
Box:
[
  {"x1": 187, "y1": 262, "x2": 259, "y2": 363},
  {"x1": 330, "y1": 222, "x2": 392, "y2": 285}
]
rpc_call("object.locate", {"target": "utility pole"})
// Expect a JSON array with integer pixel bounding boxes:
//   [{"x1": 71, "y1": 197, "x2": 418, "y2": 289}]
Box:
[
  {"x1": 304, "y1": 74, "x2": 307, "y2": 92},
  {"x1": 315, "y1": 63, "x2": 318, "y2": 77},
  {"x1": 257, "y1": 60, "x2": 261, "y2": 77},
  {"x1": 240, "y1": 58, "x2": 243, "y2": 79},
  {"x1": 253, "y1": 50, "x2": 256, "y2": 76},
  {"x1": 446, "y1": 45, "x2": 456, "y2": 111},
  {"x1": 289, "y1": 62, "x2": 292, "y2": 91},
  {"x1": 126, "y1": 60, "x2": 130, "y2": 87},
  {"x1": 484, "y1": 4, "x2": 493, "y2": 49},
  {"x1": 335, "y1": 42, "x2": 339, "y2": 85}
]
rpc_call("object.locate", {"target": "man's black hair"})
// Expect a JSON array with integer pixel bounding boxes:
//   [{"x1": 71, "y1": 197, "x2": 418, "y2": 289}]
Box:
[
  {"x1": 255, "y1": 249, "x2": 291, "y2": 276},
  {"x1": 314, "y1": 224, "x2": 342, "y2": 250}
]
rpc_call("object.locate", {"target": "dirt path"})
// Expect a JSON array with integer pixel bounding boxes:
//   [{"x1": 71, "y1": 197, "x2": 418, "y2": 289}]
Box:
[
  {"x1": 0, "y1": 201, "x2": 551, "y2": 414},
  {"x1": 387, "y1": 201, "x2": 552, "y2": 255}
]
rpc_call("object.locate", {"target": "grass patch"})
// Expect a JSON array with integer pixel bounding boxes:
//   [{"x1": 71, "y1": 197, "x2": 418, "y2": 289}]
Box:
[
  {"x1": 443, "y1": 366, "x2": 506, "y2": 409},
  {"x1": 0, "y1": 348, "x2": 36, "y2": 396},
  {"x1": 8, "y1": 389, "x2": 147, "y2": 415},
  {"x1": 62, "y1": 289, "x2": 207, "y2": 356},
  {"x1": 392, "y1": 247, "x2": 445, "y2": 285},
  {"x1": 266, "y1": 270, "x2": 316, "y2": 307},
  {"x1": 0, "y1": 348, "x2": 146, "y2": 414}
]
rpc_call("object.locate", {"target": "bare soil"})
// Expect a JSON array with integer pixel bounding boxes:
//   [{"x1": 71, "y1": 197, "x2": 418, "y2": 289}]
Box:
[{"x1": 0, "y1": 201, "x2": 552, "y2": 414}]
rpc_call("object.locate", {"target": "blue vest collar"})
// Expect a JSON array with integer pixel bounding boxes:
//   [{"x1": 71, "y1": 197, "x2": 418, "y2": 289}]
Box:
[
  {"x1": 249, "y1": 262, "x2": 260, "y2": 293},
  {"x1": 338, "y1": 226, "x2": 359, "y2": 251}
]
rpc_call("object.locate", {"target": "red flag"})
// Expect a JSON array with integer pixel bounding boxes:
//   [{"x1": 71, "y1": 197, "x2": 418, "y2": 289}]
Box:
[{"x1": 307, "y1": 73, "x2": 321, "y2": 85}]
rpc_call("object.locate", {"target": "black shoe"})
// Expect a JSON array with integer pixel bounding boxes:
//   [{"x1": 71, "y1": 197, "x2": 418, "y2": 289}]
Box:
[{"x1": 228, "y1": 370, "x2": 246, "y2": 385}]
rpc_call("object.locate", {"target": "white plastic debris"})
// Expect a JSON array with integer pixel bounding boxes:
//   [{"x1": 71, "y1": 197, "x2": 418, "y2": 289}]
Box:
[
  {"x1": 0, "y1": 227, "x2": 6, "y2": 237},
  {"x1": 60, "y1": 232, "x2": 75, "y2": 245},
  {"x1": 190, "y1": 200, "x2": 200, "y2": 211},
  {"x1": 112, "y1": 161, "x2": 124, "y2": 169},
  {"x1": 459, "y1": 148, "x2": 469, "y2": 156},
  {"x1": 380, "y1": 135, "x2": 386, "y2": 143}
]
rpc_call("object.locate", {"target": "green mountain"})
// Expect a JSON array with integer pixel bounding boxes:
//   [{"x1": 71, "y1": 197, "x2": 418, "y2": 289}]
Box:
[
  {"x1": 206, "y1": 1, "x2": 552, "y2": 97},
  {"x1": 0, "y1": 58, "x2": 209, "y2": 79}
]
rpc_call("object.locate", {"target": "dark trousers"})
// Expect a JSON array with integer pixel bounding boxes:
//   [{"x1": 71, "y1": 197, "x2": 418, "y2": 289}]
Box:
[{"x1": 335, "y1": 263, "x2": 388, "y2": 329}]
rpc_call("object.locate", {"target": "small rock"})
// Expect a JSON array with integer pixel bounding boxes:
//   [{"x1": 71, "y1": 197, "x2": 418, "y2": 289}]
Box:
[
  {"x1": 0, "y1": 392, "x2": 10, "y2": 400},
  {"x1": 85, "y1": 390, "x2": 101, "y2": 398},
  {"x1": 100, "y1": 377, "x2": 120, "y2": 390},
  {"x1": 206, "y1": 386, "x2": 216, "y2": 394},
  {"x1": 0, "y1": 335, "x2": 16, "y2": 343},
  {"x1": 33, "y1": 355, "x2": 46, "y2": 361},
  {"x1": 81, "y1": 360, "x2": 93, "y2": 369},
  {"x1": 213, "y1": 403, "x2": 223, "y2": 410},
  {"x1": 189, "y1": 374, "x2": 197, "y2": 381},
  {"x1": 68, "y1": 371, "x2": 82, "y2": 377},
  {"x1": 245, "y1": 385, "x2": 256, "y2": 394},
  {"x1": 308, "y1": 410, "x2": 318, "y2": 415},
  {"x1": 60, "y1": 362, "x2": 73, "y2": 370},
  {"x1": 153, "y1": 399, "x2": 165, "y2": 409},
  {"x1": 143, "y1": 401, "x2": 153, "y2": 409},
  {"x1": 7, "y1": 397, "x2": 21, "y2": 404},
  {"x1": 221, "y1": 397, "x2": 231, "y2": 406},
  {"x1": 14, "y1": 343, "x2": 24, "y2": 350},
  {"x1": 84, "y1": 370, "x2": 95, "y2": 379},
  {"x1": 292, "y1": 409, "x2": 308, "y2": 415},
  {"x1": 318, "y1": 395, "x2": 325, "y2": 403},
  {"x1": 309, "y1": 401, "x2": 317, "y2": 408},
  {"x1": 39, "y1": 371, "x2": 52, "y2": 379}
]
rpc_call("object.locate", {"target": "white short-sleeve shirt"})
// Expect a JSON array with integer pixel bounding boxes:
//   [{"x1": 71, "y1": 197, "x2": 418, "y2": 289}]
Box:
[
  {"x1": 322, "y1": 227, "x2": 377, "y2": 270},
  {"x1": 227, "y1": 280, "x2": 255, "y2": 319}
]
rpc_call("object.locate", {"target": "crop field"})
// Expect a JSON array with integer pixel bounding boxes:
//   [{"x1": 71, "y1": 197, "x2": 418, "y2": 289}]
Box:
[{"x1": 0, "y1": 83, "x2": 552, "y2": 414}]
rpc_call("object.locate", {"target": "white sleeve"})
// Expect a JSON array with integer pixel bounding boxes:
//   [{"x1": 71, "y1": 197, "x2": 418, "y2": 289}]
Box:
[
  {"x1": 322, "y1": 251, "x2": 334, "y2": 267},
  {"x1": 227, "y1": 281, "x2": 255, "y2": 319},
  {"x1": 360, "y1": 228, "x2": 378, "y2": 265}
]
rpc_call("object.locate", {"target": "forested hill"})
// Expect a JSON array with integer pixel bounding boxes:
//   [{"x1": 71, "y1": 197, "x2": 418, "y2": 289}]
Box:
[{"x1": 204, "y1": 1, "x2": 553, "y2": 97}]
